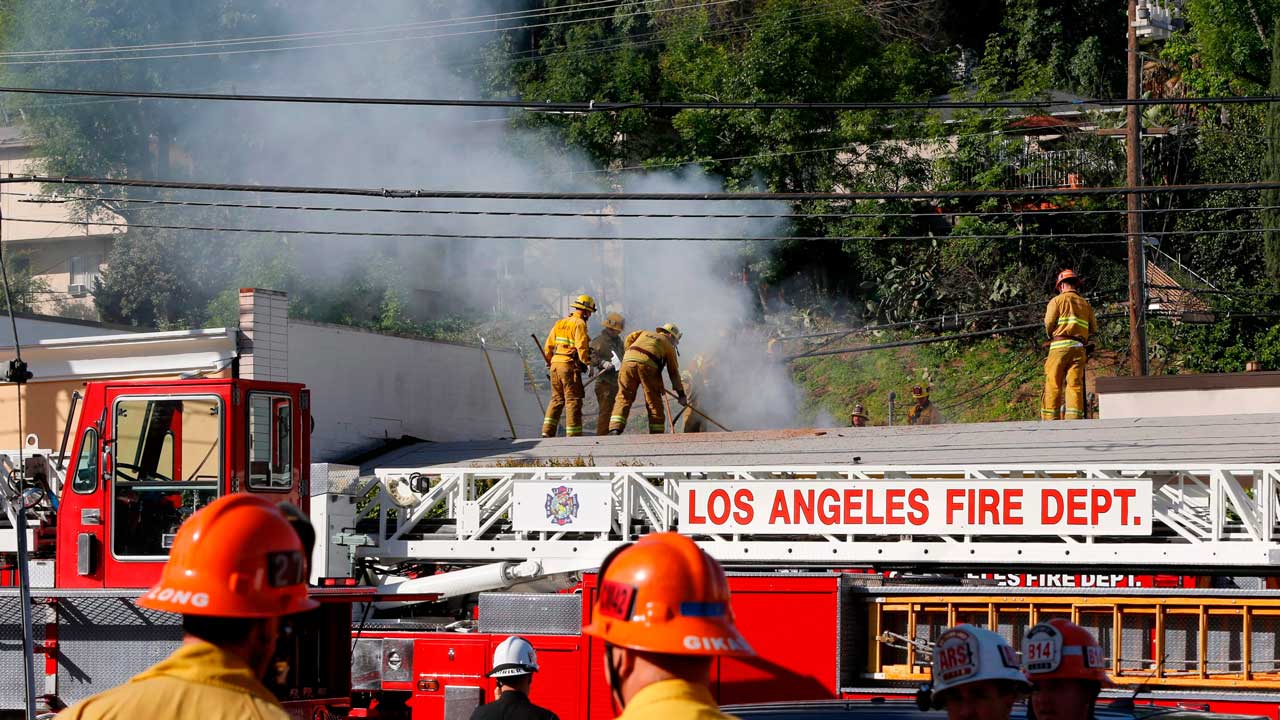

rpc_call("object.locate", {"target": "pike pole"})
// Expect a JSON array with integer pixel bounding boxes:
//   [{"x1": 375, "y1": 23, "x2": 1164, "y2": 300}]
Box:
[
  {"x1": 663, "y1": 388, "x2": 731, "y2": 432},
  {"x1": 516, "y1": 343, "x2": 546, "y2": 415},
  {"x1": 478, "y1": 335, "x2": 517, "y2": 439}
]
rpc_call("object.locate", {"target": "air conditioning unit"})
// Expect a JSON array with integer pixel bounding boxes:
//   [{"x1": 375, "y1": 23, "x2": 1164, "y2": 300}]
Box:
[{"x1": 68, "y1": 284, "x2": 89, "y2": 297}]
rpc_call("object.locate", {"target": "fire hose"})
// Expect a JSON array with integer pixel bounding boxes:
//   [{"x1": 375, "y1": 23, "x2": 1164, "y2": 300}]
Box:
[{"x1": 663, "y1": 388, "x2": 731, "y2": 432}]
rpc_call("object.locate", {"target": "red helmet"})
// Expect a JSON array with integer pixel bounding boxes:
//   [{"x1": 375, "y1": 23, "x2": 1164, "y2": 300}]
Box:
[
  {"x1": 1023, "y1": 619, "x2": 1113, "y2": 686},
  {"x1": 583, "y1": 532, "x2": 753, "y2": 657},
  {"x1": 138, "y1": 494, "x2": 318, "y2": 618},
  {"x1": 1055, "y1": 269, "x2": 1081, "y2": 287}
]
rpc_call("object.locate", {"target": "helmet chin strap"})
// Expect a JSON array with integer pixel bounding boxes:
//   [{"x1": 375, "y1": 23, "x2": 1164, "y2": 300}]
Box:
[{"x1": 604, "y1": 642, "x2": 626, "y2": 714}]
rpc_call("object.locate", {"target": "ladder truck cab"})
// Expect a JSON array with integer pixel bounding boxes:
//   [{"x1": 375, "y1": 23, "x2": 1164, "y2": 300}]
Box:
[
  {"x1": 0, "y1": 378, "x2": 353, "y2": 717},
  {"x1": 53, "y1": 378, "x2": 309, "y2": 588}
]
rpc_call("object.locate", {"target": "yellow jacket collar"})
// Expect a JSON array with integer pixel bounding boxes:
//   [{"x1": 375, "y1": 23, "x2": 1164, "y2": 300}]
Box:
[{"x1": 130, "y1": 640, "x2": 277, "y2": 705}]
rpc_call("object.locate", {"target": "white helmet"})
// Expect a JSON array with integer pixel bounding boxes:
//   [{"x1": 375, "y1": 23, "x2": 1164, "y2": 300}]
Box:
[
  {"x1": 928, "y1": 624, "x2": 1030, "y2": 708},
  {"x1": 488, "y1": 636, "x2": 539, "y2": 678}
]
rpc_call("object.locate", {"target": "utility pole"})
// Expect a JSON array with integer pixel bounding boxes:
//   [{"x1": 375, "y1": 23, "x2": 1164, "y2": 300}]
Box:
[{"x1": 1126, "y1": 0, "x2": 1149, "y2": 376}]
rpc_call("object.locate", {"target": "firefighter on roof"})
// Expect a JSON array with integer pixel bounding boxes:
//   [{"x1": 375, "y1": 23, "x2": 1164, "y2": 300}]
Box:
[
  {"x1": 583, "y1": 532, "x2": 753, "y2": 720},
  {"x1": 850, "y1": 403, "x2": 869, "y2": 427},
  {"x1": 681, "y1": 353, "x2": 715, "y2": 433},
  {"x1": 470, "y1": 636, "x2": 559, "y2": 720},
  {"x1": 56, "y1": 494, "x2": 316, "y2": 720},
  {"x1": 608, "y1": 323, "x2": 686, "y2": 435},
  {"x1": 1042, "y1": 269, "x2": 1097, "y2": 421},
  {"x1": 542, "y1": 294, "x2": 596, "y2": 438},
  {"x1": 921, "y1": 624, "x2": 1029, "y2": 720},
  {"x1": 907, "y1": 386, "x2": 941, "y2": 425},
  {"x1": 1024, "y1": 619, "x2": 1113, "y2": 720},
  {"x1": 591, "y1": 312, "x2": 626, "y2": 436}
]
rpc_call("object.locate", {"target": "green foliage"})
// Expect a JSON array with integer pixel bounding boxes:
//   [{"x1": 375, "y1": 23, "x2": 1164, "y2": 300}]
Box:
[
  {"x1": 793, "y1": 336, "x2": 1045, "y2": 425},
  {"x1": 1179, "y1": 0, "x2": 1280, "y2": 91},
  {"x1": 1266, "y1": 19, "x2": 1280, "y2": 283}
]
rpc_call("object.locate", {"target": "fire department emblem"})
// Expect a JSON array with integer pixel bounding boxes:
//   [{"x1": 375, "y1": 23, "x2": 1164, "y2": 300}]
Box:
[{"x1": 545, "y1": 485, "x2": 580, "y2": 526}]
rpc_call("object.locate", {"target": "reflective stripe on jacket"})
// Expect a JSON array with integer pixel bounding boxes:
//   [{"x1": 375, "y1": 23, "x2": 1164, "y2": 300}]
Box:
[
  {"x1": 623, "y1": 330, "x2": 685, "y2": 396},
  {"x1": 56, "y1": 641, "x2": 289, "y2": 720},
  {"x1": 1043, "y1": 290, "x2": 1097, "y2": 345},
  {"x1": 544, "y1": 314, "x2": 591, "y2": 367}
]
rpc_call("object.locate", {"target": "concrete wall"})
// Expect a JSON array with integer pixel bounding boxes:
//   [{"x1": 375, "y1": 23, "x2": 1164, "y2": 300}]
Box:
[
  {"x1": 1097, "y1": 372, "x2": 1280, "y2": 419},
  {"x1": 286, "y1": 320, "x2": 544, "y2": 461}
]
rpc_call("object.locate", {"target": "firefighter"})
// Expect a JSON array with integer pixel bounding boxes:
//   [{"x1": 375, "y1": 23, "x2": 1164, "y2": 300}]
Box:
[
  {"x1": 682, "y1": 354, "x2": 715, "y2": 433},
  {"x1": 56, "y1": 494, "x2": 316, "y2": 720},
  {"x1": 1024, "y1": 620, "x2": 1113, "y2": 720},
  {"x1": 470, "y1": 636, "x2": 559, "y2": 720},
  {"x1": 582, "y1": 532, "x2": 753, "y2": 720},
  {"x1": 608, "y1": 323, "x2": 686, "y2": 435},
  {"x1": 850, "y1": 403, "x2": 869, "y2": 427},
  {"x1": 1042, "y1": 269, "x2": 1097, "y2": 421},
  {"x1": 592, "y1": 312, "x2": 626, "y2": 436},
  {"x1": 907, "y1": 386, "x2": 941, "y2": 425},
  {"x1": 542, "y1": 294, "x2": 596, "y2": 438},
  {"x1": 922, "y1": 624, "x2": 1030, "y2": 720}
]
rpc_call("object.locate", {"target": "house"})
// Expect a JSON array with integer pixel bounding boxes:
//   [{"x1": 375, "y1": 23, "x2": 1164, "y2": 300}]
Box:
[{"x1": 0, "y1": 126, "x2": 123, "y2": 319}]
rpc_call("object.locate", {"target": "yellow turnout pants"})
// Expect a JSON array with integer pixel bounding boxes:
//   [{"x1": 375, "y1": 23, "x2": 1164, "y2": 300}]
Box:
[
  {"x1": 543, "y1": 363, "x2": 585, "y2": 436},
  {"x1": 594, "y1": 375, "x2": 618, "y2": 436},
  {"x1": 1042, "y1": 345, "x2": 1087, "y2": 420},
  {"x1": 609, "y1": 362, "x2": 668, "y2": 434}
]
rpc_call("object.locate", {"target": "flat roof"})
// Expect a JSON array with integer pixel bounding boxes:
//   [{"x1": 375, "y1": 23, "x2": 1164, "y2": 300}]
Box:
[{"x1": 365, "y1": 413, "x2": 1280, "y2": 471}]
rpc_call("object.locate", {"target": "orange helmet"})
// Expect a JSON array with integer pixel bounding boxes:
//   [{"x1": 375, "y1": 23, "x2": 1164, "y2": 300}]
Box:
[
  {"x1": 604, "y1": 312, "x2": 625, "y2": 332},
  {"x1": 583, "y1": 532, "x2": 753, "y2": 657},
  {"x1": 1055, "y1": 269, "x2": 1081, "y2": 288},
  {"x1": 1023, "y1": 619, "x2": 1113, "y2": 686},
  {"x1": 138, "y1": 494, "x2": 318, "y2": 618}
]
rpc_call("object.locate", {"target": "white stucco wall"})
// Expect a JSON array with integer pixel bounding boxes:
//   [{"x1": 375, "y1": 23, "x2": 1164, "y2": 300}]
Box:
[
  {"x1": 287, "y1": 320, "x2": 544, "y2": 461},
  {"x1": 1100, "y1": 386, "x2": 1280, "y2": 419}
]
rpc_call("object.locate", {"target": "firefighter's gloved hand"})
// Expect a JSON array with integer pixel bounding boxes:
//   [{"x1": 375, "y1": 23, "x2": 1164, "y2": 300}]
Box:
[
  {"x1": 599, "y1": 361, "x2": 612, "y2": 372},
  {"x1": 677, "y1": 391, "x2": 689, "y2": 406}
]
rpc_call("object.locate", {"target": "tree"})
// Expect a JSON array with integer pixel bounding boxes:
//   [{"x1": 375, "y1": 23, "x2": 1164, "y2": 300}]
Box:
[{"x1": 1266, "y1": 18, "x2": 1280, "y2": 283}]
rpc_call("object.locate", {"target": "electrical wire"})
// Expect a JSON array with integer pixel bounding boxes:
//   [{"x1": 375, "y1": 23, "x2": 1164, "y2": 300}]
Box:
[
  {"x1": 12, "y1": 214, "x2": 1278, "y2": 243},
  {"x1": 775, "y1": 287, "x2": 1126, "y2": 344},
  {"x1": 0, "y1": 0, "x2": 743, "y2": 66},
  {"x1": 9, "y1": 191, "x2": 1276, "y2": 222},
  {"x1": 786, "y1": 313, "x2": 1127, "y2": 361},
  {"x1": 7, "y1": 174, "x2": 1280, "y2": 201},
  {"x1": 0, "y1": 0, "x2": 631, "y2": 58},
  {"x1": 3, "y1": 84, "x2": 1279, "y2": 109}
]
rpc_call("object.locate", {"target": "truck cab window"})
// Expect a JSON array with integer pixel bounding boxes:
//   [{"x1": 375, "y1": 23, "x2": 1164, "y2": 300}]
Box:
[
  {"x1": 248, "y1": 394, "x2": 292, "y2": 490},
  {"x1": 72, "y1": 427, "x2": 98, "y2": 493},
  {"x1": 112, "y1": 397, "x2": 221, "y2": 559}
]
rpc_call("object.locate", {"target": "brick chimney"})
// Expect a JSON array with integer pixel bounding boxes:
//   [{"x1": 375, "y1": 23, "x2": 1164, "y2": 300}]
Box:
[{"x1": 237, "y1": 288, "x2": 288, "y2": 381}]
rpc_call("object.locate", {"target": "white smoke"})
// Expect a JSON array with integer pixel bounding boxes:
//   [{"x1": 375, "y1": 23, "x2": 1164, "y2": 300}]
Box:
[{"x1": 17, "y1": 0, "x2": 806, "y2": 430}]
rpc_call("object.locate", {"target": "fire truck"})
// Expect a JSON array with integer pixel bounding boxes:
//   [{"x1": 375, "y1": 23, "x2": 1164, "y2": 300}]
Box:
[{"x1": 4, "y1": 376, "x2": 1280, "y2": 718}]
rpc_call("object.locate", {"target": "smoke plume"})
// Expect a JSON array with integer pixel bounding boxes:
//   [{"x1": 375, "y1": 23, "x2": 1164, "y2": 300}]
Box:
[{"x1": 13, "y1": 0, "x2": 805, "y2": 430}]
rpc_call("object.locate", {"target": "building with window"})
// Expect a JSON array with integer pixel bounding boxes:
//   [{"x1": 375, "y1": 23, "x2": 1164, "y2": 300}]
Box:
[{"x1": 0, "y1": 126, "x2": 123, "y2": 319}]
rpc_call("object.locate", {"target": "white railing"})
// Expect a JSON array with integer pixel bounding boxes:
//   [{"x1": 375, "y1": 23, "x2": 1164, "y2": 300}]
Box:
[{"x1": 342, "y1": 465, "x2": 1280, "y2": 570}]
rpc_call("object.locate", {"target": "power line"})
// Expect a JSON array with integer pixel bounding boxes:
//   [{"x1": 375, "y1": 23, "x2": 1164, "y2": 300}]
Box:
[
  {"x1": 785, "y1": 313, "x2": 1127, "y2": 361},
  {"x1": 0, "y1": 0, "x2": 742, "y2": 66},
  {"x1": 0, "y1": 215, "x2": 1113, "y2": 242},
  {"x1": 7, "y1": 174, "x2": 1280, "y2": 201},
  {"x1": 0, "y1": 0, "x2": 630, "y2": 58},
  {"x1": 12, "y1": 215, "x2": 1280, "y2": 245},
  {"x1": 9, "y1": 191, "x2": 1276, "y2": 222},
  {"x1": 3, "y1": 85, "x2": 1280, "y2": 110},
  {"x1": 775, "y1": 287, "x2": 1126, "y2": 345}
]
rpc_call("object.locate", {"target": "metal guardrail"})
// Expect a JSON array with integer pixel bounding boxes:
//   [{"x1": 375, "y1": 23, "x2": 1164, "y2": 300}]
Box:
[
  {"x1": 867, "y1": 592, "x2": 1280, "y2": 689},
  {"x1": 357, "y1": 465, "x2": 1280, "y2": 570}
]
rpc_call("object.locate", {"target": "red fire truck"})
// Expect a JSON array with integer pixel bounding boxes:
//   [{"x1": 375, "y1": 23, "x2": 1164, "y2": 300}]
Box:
[{"x1": 4, "y1": 376, "x2": 1280, "y2": 718}]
